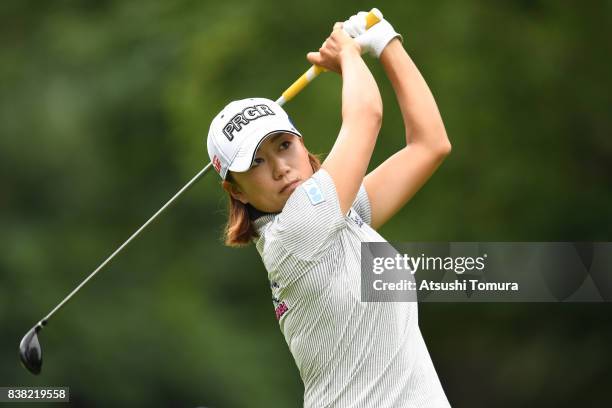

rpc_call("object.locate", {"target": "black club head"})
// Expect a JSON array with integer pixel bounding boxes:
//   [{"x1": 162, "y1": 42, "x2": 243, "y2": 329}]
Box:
[{"x1": 19, "y1": 323, "x2": 44, "y2": 375}]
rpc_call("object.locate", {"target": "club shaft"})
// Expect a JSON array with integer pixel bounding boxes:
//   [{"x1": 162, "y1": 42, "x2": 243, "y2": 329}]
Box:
[
  {"x1": 40, "y1": 77, "x2": 294, "y2": 326},
  {"x1": 41, "y1": 162, "x2": 213, "y2": 324}
]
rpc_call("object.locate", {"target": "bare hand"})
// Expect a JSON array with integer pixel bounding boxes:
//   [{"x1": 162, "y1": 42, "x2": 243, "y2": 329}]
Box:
[{"x1": 306, "y1": 23, "x2": 361, "y2": 73}]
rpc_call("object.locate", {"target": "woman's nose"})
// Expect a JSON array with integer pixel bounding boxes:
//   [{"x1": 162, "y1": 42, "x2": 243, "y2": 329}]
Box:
[{"x1": 272, "y1": 158, "x2": 290, "y2": 179}]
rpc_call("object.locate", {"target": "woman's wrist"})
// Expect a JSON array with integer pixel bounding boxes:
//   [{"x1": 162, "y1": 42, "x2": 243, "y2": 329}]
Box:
[
  {"x1": 338, "y1": 45, "x2": 362, "y2": 67},
  {"x1": 379, "y1": 38, "x2": 403, "y2": 62}
]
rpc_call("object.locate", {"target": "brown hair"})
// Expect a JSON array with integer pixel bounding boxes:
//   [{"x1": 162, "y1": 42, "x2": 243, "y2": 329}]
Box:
[{"x1": 222, "y1": 151, "x2": 321, "y2": 247}]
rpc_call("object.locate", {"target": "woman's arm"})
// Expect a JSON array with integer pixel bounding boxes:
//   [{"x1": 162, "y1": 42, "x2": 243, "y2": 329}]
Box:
[
  {"x1": 307, "y1": 25, "x2": 383, "y2": 215},
  {"x1": 364, "y1": 39, "x2": 451, "y2": 229}
]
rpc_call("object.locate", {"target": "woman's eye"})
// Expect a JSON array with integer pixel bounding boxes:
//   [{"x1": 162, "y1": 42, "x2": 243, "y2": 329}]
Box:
[
  {"x1": 251, "y1": 158, "x2": 264, "y2": 167},
  {"x1": 280, "y1": 141, "x2": 291, "y2": 150}
]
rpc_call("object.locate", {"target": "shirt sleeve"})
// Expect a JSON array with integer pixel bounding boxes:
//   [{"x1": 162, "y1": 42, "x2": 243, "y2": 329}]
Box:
[
  {"x1": 351, "y1": 183, "x2": 373, "y2": 226},
  {"x1": 270, "y1": 168, "x2": 345, "y2": 260}
]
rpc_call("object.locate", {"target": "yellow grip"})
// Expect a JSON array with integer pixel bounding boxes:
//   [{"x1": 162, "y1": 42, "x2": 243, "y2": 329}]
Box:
[
  {"x1": 281, "y1": 65, "x2": 326, "y2": 104},
  {"x1": 365, "y1": 8, "x2": 382, "y2": 29},
  {"x1": 276, "y1": 8, "x2": 383, "y2": 106},
  {"x1": 282, "y1": 73, "x2": 309, "y2": 102}
]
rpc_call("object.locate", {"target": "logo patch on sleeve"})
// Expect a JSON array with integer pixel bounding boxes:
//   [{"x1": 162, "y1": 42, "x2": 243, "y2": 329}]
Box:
[{"x1": 302, "y1": 178, "x2": 325, "y2": 205}]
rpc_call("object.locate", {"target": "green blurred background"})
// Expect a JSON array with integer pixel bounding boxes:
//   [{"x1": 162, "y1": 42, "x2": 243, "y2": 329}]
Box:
[{"x1": 1, "y1": 0, "x2": 611, "y2": 406}]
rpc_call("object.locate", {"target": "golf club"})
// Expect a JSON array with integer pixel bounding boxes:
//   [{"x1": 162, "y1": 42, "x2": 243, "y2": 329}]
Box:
[{"x1": 18, "y1": 8, "x2": 382, "y2": 375}]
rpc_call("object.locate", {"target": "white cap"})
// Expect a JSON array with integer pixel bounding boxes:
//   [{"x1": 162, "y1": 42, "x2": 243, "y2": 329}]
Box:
[{"x1": 206, "y1": 97, "x2": 302, "y2": 179}]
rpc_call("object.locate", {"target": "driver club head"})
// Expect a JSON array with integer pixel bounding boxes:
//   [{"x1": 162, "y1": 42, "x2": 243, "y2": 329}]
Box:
[{"x1": 19, "y1": 323, "x2": 44, "y2": 375}]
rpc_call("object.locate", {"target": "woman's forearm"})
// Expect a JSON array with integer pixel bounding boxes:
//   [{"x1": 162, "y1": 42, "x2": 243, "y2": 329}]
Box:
[
  {"x1": 340, "y1": 48, "x2": 383, "y2": 126},
  {"x1": 380, "y1": 39, "x2": 450, "y2": 151}
]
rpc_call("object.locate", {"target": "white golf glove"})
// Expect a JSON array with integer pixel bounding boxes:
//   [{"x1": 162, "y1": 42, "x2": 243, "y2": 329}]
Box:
[{"x1": 343, "y1": 9, "x2": 402, "y2": 58}]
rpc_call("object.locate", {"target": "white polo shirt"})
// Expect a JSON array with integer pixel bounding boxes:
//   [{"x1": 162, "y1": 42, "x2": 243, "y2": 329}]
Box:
[{"x1": 254, "y1": 169, "x2": 450, "y2": 408}]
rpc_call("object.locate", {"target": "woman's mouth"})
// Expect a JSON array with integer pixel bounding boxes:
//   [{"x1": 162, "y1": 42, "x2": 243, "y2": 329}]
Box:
[{"x1": 280, "y1": 180, "x2": 301, "y2": 194}]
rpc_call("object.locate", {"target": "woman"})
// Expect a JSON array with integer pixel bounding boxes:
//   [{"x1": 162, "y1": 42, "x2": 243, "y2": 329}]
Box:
[{"x1": 206, "y1": 11, "x2": 452, "y2": 407}]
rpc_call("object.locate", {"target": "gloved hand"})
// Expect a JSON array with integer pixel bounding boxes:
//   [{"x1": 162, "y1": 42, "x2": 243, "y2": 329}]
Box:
[{"x1": 342, "y1": 9, "x2": 402, "y2": 58}]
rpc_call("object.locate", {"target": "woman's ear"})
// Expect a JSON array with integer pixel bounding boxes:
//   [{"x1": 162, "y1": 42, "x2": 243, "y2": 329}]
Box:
[{"x1": 222, "y1": 180, "x2": 248, "y2": 204}]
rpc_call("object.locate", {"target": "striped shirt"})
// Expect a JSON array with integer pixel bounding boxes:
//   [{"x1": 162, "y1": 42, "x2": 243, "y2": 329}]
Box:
[{"x1": 254, "y1": 169, "x2": 450, "y2": 407}]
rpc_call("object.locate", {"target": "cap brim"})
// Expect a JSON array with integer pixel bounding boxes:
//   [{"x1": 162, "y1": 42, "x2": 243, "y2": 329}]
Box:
[{"x1": 228, "y1": 130, "x2": 302, "y2": 174}]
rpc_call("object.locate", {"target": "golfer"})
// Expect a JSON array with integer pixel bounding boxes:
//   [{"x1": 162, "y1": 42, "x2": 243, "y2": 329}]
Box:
[{"x1": 207, "y1": 11, "x2": 451, "y2": 407}]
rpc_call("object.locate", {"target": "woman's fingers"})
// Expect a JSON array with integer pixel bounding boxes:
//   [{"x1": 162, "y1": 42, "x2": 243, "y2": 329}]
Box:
[
  {"x1": 306, "y1": 51, "x2": 324, "y2": 66},
  {"x1": 308, "y1": 22, "x2": 356, "y2": 73}
]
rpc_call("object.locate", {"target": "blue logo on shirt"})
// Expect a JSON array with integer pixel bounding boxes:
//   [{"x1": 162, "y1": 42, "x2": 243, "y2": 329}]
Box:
[{"x1": 302, "y1": 179, "x2": 324, "y2": 205}]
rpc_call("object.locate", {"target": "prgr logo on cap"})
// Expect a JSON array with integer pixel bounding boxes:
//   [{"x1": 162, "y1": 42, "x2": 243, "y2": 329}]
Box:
[{"x1": 222, "y1": 104, "x2": 276, "y2": 141}]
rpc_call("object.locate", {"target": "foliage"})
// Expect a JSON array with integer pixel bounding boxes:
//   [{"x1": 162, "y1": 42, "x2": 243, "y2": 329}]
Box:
[{"x1": 1, "y1": 0, "x2": 610, "y2": 406}]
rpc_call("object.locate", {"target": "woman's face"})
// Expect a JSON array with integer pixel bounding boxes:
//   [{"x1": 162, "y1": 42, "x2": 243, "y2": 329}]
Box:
[{"x1": 227, "y1": 133, "x2": 314, "y2": 213}]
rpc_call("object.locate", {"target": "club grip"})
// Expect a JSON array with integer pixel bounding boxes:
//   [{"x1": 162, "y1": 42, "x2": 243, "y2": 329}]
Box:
[
  {"x1": 276, "y1": 8, "x2": 382, "y2": 106},
  {"x1": 365, "y1": 8, "x2": 383, "y2": 29}
]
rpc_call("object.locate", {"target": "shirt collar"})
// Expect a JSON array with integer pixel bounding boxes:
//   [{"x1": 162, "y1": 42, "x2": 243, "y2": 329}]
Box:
[
  {"x1": 246, "y1": 203, "x2": 276, "y2": 232},
  {"x1": 253, "y1": 213, "x2": 275, "y2": 232}
]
